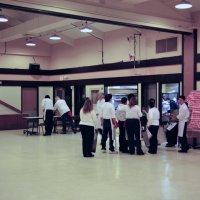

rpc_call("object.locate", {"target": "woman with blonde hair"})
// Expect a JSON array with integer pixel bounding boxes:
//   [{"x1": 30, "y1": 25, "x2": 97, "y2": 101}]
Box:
[{"x1": 79, "y1": 98, "x2": 97, "y2": 157}]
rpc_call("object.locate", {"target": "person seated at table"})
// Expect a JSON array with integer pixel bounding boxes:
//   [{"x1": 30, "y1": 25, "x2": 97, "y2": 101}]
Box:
[
  {"x1": 54, "y1": 96, "x2": 72, "y2": 134},
  {"x1": 41, "y1": 95, "x2": 54, "y2": 136}
]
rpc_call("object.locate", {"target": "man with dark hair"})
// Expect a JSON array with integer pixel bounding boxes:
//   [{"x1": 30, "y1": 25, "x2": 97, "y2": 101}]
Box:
[
  {"x1": 41, "y1": 95, "x2": 54, "y2": 136},
  {"x1": 100, "y1": 94, "x2": 118, "y2": 153},
  {"x1": 116, "y1": 97, "x2": 128, "y2": 153},
  {"x1": 177, "y1": 95, "x2": 190, "y2": 153},
  {"x1": 147, "y1": 98, "x2": 160, "y2": 154}
]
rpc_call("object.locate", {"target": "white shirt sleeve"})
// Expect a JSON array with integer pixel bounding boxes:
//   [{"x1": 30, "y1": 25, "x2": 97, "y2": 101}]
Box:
[
  {"x1": 137, "y1": 106, "x2": 143, "y2": 118},
  {"x1": 41, "y1": 99, "x2": 45, "y2": 109}
]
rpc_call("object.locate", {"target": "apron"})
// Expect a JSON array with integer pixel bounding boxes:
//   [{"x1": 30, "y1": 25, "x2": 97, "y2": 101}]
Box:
[{"x1": 178, "y1": 121, "x2": 186, "y2": 137}]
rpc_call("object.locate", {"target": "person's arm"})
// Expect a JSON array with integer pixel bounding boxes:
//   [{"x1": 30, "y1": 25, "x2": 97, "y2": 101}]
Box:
[
  {"x1": 91, "y1": 110, "x2": 98, "y2": 128},
  {"x1": 137, "y1": 106, "x2": 143, "y2": 118},
  {"x1": 41, "y1": 99, "x2": 45, "y2": 112},
  {"x1": 111, "y1": 104, "x2": 118, "y2": 128},
  {"x1": 147, "y1": 109, "x2": 153, "y2": 127}
]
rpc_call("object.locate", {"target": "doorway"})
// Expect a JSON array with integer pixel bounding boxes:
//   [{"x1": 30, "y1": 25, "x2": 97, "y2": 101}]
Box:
[
  {"x1": 22, "y1": 87, "x2": 38, "y2": 116},
  {"x1": 141, "y1": 83, "x2": 157, "y2": 109}
]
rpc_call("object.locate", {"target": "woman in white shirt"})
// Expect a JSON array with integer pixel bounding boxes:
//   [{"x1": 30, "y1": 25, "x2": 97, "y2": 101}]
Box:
[
  {"x1": 147, "y1": 98, "x2": 160, "y2": 154},
  {"x1": 80, "y1": 98, "x2": 97, "y2": 158},
  {"x1": 125, "y1": 94, "x2": 144, "y2": 155}
]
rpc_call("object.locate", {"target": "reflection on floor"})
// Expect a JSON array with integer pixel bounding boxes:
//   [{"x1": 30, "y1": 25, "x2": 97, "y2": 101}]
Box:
[{"x1": 0, "y1": 130, "x2": 200, "y2": 200}]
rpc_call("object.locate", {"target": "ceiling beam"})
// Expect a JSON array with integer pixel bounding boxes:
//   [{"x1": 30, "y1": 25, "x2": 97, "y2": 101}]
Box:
[{"x1": 0, "y1": 0, "x2": 193, "y2": 33}]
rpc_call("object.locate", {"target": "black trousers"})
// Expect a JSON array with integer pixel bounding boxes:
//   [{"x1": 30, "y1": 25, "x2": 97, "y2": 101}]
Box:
[
  {"x1": 118, "y1": 120, "x2": 128, "y2": 152},
  {"x1": 166, "y1": 124, "x2": 178, "y2": 146},
  {"x1": 148, "y1": 125, "x2": 159, "y2": 154},
  {"x1": 60, "y1": 112, "x2": 72, "y2": 132},
  {"x1": 178, "y1": 122, "x2": 189, "y2": 152},
  {"x1": 101, "y1": 119, "x2": 114, "y2": 151},
  {"x1": 80, "y1": 125, "x2": 94, "y2": 156},
  {"x1": 45, "y1": 110, "x2": 53, "y2": 135},
  {"x1": 126, "y1": 119, "x2": 142, "y2": 154}
]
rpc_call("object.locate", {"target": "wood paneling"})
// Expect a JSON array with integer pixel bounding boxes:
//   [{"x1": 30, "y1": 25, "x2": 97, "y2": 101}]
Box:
[{"x1": 0, "y1": 114, "x2": 28, "y2": 130}]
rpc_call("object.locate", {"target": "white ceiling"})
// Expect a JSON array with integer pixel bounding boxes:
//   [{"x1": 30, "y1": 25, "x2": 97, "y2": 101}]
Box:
[{"x1": 0, "y1": 0, "x2": 199, "y2": 46}]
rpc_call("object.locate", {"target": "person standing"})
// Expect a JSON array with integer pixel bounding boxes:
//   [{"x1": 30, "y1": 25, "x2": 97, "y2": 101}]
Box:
[
  {"x1": 79, "y1": 98, "x2": 97, "y2": 157},
  {"x1": 177, "y1": 95, "x2": 190, "y2": 153},
  {"x1": 116, "y1": 97, "x2": 128, "y2": 153},
  {"x1": 147, "y1": 98, "x2": 160, "y2": 154},
  {"x1": 123, "y1": 94, "x2": 144, "y2": 155},
  {"x1": 100, "y1": 94, "x2": 118, "y2": 153},
  {"x1": 41, "y1": 95, "x2": 54, "y2": 136},
  {"x1": 96, "y1": 92, "x2": 105, "y2": 135},
  {"x1": 54, "y1": 96, "x2": 72, "y2": 134}
]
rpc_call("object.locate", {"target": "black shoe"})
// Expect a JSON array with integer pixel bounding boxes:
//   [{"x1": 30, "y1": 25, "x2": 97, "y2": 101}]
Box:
[
  {"x1": 129, "y1": 151, "x2": 135, "y2": 155},
  {"x1": 178, "y1": 150, "x2": 188, "y2": 153},
  {"x1": 137, "y1": 151, "x2": 144, "y2": 155},
  {"x1": 148, "y1": 151, "x2": 156, "y2": 154},
  {"x1": 166, "y1": 143, "x2": 175, "y2": 147},
  {"x1": 84, "y1": 154, "x2": 94, "y2": 157},
  {"x1": 61, "y1": 131, "x2": 66, "y2": 134}
]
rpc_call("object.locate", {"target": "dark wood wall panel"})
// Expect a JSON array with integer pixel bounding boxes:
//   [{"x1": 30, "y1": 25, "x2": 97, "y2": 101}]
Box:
[{"x1": 0, "y1": 114, "x2": 28, "y2": 130}]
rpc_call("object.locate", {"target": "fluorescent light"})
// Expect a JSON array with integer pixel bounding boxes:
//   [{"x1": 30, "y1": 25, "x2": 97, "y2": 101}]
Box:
[
  {"x1": 0, "y1": 15, "x2": 8, "y2": 22},
  {"x1": 80, "y1": 26, "x2": 93, "y2": 33},
  {"x1": 26, "y1": 38, "x2": 36, "y2": 47},
  {"x1": 49, "y1": 34, "x2": 61, "y2": 40},
  {"x1": 175, "y1": 0, "x2": 192, "y2": 9},
  {"x1": 80, "y1": 22, "x2": 93, "y2": 33}
]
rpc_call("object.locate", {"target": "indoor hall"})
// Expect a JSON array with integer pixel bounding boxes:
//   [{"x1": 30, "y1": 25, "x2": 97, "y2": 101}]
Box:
[
  {"x1": 0, "y1": 1, "x2": 200, "y2": 200},
  {"x1": 0, "y1": 129, "x2": 200, "y2": 200}
]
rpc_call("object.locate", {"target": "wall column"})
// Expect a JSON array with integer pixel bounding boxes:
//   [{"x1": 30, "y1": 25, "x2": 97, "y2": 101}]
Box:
[{"x1": 183, "y1": 29, "x2": 197, "y2": 96}]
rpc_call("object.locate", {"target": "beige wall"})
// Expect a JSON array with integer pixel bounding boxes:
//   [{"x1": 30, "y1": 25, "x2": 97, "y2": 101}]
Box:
[
  {"x1": 0, "y1": 86, "x2": 21, "y2": 113},
  {"x1": 51, "y1": 65, "x2": 181, "y2": 82},
  {"x1": 197, "y1": 63, "x2": 200, "y2": 72},
  {"x1": 197, "y1": 81, "x2": 200, "y2": 90},
  {"x1": 50, "y1": 28, "x2": 181, "y2": 69},
  {"x1": 0, "y1": 38, "x2": 51, "y2": 69}
]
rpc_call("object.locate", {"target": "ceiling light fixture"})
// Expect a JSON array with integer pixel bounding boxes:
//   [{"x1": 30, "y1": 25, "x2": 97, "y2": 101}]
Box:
[
  {"x1": 0, "y1": 9, "x2": 8, "y2": 22},
  {"x1": 26, "y1": 37, "x2": 36, "y2": 47},
  {"x1": 80, "y1": 22, "x2": 93, "y2": 33},
  {"x1": 175, "y1": 0, "x2": 192, "y2": 9},
  {"x1": 49, "y1": 33, "x2": 61, "y2": 40}
]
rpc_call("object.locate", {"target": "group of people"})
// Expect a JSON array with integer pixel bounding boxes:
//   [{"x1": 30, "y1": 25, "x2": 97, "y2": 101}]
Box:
[
  {"x1": 41, "y1": 95, "x2": 72, "y2": 136},
  {"x1": 79, "y1": 93, "x2": 190, "y2": 158}
]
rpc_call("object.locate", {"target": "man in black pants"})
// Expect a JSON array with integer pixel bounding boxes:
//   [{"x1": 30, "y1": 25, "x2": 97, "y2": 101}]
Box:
[
  {"x1": 147, "y1": 98, "x2": 160, "y2": 154},
  {"x1": 116, "y1": 97, "x2": 128, "y2": 153},
  {"x1": 100, "y1": 94, "x2": 118, "y2": 153},
  {"x1": 41, "y1": 95, "x2": 54, "y2": 136},
  {"x1": 177, "y1": 95, "x2": 190, "y2": 153}
]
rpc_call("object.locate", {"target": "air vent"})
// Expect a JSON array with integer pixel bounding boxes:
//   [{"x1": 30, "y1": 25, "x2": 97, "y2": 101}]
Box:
[{"x1": 156, "y1": 37, "x2": 177, "y2": 53}]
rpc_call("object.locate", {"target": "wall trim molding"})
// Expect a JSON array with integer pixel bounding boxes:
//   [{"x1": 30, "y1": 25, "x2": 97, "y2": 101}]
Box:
[
  {"x1": 0, "y1": 56, "x2": 182, "y2": 76},
  {"x1": 1, "y1": 73, "x2": 182, "y2": 86}
]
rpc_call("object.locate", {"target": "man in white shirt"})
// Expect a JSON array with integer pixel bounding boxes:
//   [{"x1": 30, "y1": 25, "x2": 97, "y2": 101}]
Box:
[
  {"x1": 100, "y1": 94, "x2": 118, "y2": 153},
  {"x1": 116, "y1": 97, "x2": 128, "y2": 153},
  {"x1": 54, "y1": 96, "x2": 72, "y2": 134},
  {"x1": 41, "y1": 95, "x2": 54, "y2": 136},
  {"x1": 147, "y1": 98, "x2": 160, "y2": 154},
  {"x1": 177, "y1": 95, "x2": 190, "y2": 153}
]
